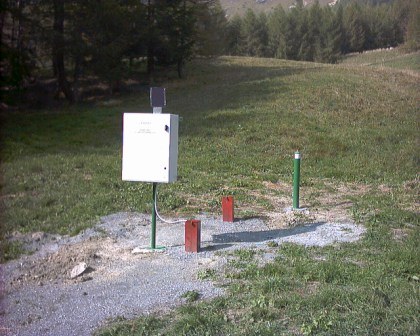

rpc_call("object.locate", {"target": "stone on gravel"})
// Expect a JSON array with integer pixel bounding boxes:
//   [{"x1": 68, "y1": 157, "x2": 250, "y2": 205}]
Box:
[{"x1": 70, "y1": 262, "x2": 88, "y2": 279}]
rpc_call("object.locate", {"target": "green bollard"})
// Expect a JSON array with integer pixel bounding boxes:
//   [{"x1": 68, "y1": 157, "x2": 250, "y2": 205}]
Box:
[
  {"x1": 293, "y1": 151, "x2": 301, "y2": 209},
  {"x1": 149, "y1": 182, "x2": 165, "y2": 251},
  {"x1": 151, "y1": 182, "x2": 157, "y2": 249}
]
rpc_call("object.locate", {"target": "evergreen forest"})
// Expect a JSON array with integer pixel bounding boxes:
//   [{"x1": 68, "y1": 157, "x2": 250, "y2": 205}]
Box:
[{"x1": 1, "y1": 0, "x2": 418, "y2": 105}]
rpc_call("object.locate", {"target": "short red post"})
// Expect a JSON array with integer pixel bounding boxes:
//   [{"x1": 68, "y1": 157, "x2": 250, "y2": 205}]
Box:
[
  {"x1": 185, "y1": 220, "x2": 201, "y2": 252},
  {"x1": 222, "y1": 196, "x2": 234, "y2": 222}
]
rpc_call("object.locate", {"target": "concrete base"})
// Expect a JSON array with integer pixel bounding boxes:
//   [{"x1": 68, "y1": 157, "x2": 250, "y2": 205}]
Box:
[
  {"x1": 284, "y1": 207, "x2": 308, "y2": 213},
  {"x1": 132, "y1": 246, "x2": 166, "y2": 254}
]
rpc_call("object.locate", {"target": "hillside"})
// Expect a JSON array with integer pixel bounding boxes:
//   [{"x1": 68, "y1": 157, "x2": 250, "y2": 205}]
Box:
[
  {"x1": 220, "y1": 0, "x2": 335, "y2": 17},
  {"x1": 1, "y1": 51, "x2": 418, "y2": 234}
]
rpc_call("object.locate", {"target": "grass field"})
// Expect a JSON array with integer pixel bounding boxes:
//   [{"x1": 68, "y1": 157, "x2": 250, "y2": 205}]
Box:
[
  {"x1": 341, "y1": 48, "x2": 420, "y2": 71},
  {"x1": 1, "y1": 50, "x2": 419, "y2": 334}
]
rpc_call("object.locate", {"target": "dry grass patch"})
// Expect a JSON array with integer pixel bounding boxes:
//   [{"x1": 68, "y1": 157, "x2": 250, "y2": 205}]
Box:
[{"x1": 254, "y1": 180, "x2": 375, "y2": 228}]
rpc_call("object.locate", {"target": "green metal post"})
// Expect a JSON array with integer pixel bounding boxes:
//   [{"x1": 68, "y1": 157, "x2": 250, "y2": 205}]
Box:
[
  {"x1": 151, "y1": 182, "x2": 157, "y2": 249},
  {"x1": 293, "y1": 151, "x2": 301, "y2": 209}
]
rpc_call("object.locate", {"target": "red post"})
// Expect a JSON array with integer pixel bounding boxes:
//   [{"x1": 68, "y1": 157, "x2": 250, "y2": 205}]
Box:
[
  {"x1": 222, "y1": 196, "x2": 234, "y2": 222},
  {"x1": 185, "y1": 220, "x2": 201, "y2": 252}
]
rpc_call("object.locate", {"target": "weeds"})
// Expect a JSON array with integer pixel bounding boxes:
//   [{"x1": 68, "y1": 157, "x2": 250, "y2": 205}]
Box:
[
  {"x1": 0, "y1": 240, "x2": 24, "y2": 263},
  {"x1": 197, "y1": 268, "x2": 217, "y2": 280},
  {"x1": 181, "y1": 290, "x2": 200, "y2": 303}
]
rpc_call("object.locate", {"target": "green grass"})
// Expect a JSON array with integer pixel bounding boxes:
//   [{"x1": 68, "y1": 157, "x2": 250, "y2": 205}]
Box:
[
  {"x1": 1, "y1": 50, "x2": 419, "y2": 334},
  {"x1": 0, "y1": 240, "x2": 24, "y2": 262},
  {"x1": 181, "y1": 290, "x2": 201, "y2": 303},
  {"x1": 341, "y1": 49, "x2": 420, "y2": 71},
  {"x1": 2, "y1": 55, "x2": 417, "y2": 235}
]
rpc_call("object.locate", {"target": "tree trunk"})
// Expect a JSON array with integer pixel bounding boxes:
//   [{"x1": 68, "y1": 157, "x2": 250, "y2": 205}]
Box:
[
  {"x1": 147, "y1": 44, "x2": 154, "y2": 75},
  {"x1": 53, "y1": 0, "x2": 74, "y2": 103},
  {"x1": 177, "y1": 58, "x2": 184, "y2": 78},
  {"x1": 146, "y1": 0, "x2": 155, "y2": 76},
  {"x1": 0, "y1": 7, "x2": 5, "y2": 45},
  {"x1": 72, "y1": 55, "x2": 82, "y2": 102}
]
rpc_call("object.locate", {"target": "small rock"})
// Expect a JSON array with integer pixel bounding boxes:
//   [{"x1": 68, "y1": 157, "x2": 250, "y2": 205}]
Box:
[
  {"x1": 70, "y1": 262, "x2": 88, "y2": 279},
  {"x1": 32, "y1": 232, "x2": 46, "y2": 242}
]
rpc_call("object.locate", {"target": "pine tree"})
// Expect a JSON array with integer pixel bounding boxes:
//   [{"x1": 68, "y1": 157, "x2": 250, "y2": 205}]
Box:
[
  {"x1": 283, "y1": 6, "x2": 304, "y2": 60},
  {"x1": 322, "y1": 6, "x2": 343, "y2": 63},
  {"x1": 403, "y1": 0, "x2": 420, "y2": 50},
  {"x1": 81, "y1": 0, "x2": 133, "y2": 92},
  {"x1": 256, "y1": 12, "x2": 269, "y2": 57},
  {"x1": 241, "y1": 9, "x2": 268, "y2": 57},
  {"x1": 298, "y1": 10, "x2": 312, "y2": 61},
  {"x1": 0, "y1": 1, "x2": 31, "y2": 91},
  {"x1": 154, "y1": 1, "x2": 196, "y2": 78},
  {"x1": 195, "y1": 1, "x2": 227, "y2": 56},
  {"x1": 344, "y1": 3, "x2": 366, "y2": 53},
  {"x1": 307, "y1": 0, "x2": 323, "y2": 62},
  {"x1": 226, "y1": 15, "x2": 243, "y2": 56},
  {"x1": 267, "y1": 5, "x2": 287, "y2": 58}
]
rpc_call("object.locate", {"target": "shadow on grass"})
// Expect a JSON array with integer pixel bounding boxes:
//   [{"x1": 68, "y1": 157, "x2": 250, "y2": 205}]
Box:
[
  {"x1": 175, "y1": 62, "x2": 321, "y2": 136},
  {"x1": 1, "y1": 59, "x2": 320, "y2": 159}
]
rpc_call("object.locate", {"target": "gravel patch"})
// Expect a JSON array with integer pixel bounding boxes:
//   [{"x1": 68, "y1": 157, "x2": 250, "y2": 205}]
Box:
[{"x1": 0, "y1": 212, "x2": 365, "y2": 336}]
